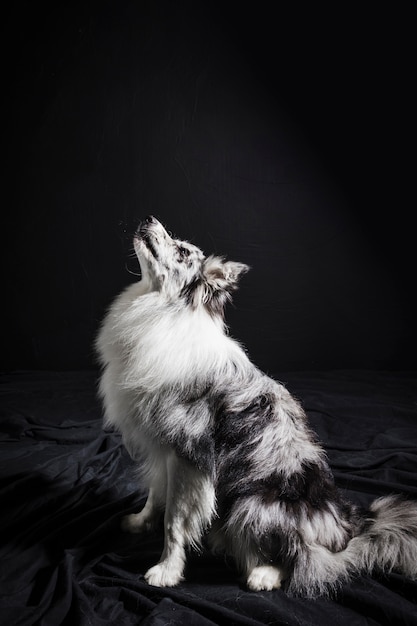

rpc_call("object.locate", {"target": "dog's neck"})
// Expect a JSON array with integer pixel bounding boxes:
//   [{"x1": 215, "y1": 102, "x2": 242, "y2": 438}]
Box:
[{"x1": 114, "y1": 286, "x2": 251, "y2": 393}]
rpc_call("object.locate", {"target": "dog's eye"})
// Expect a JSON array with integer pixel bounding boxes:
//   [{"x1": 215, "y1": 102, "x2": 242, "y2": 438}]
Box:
[
  {"x1": 180, "y1": 246, "x2": 191, "y2": 257},
  {"x1": 259, "y1": 395, "x2": 269, "y2": 408},
  {"x1": 178, "y1": 246, "x2": 191, "y2": 258},
  {"x1": 244, "y1": 395, "x2": 270, "y2": 415}
]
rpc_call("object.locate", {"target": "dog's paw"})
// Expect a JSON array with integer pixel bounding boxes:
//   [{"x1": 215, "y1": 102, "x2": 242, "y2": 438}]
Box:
[
  {"x1": 145, "y1": 562, "x2": 183, "y2": 588},
  {"x1": 246, "y1": 565, "x2": 284, "y2": 591},
  {"x1": 121, "y1": 512, "x2": 153, "y2": 534}
]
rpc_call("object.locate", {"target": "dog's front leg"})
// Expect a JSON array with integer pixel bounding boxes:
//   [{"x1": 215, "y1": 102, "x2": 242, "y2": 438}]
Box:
[
  {"x1": 145, "y1": 452, "x2": 216, "y2": 587},
  {"x1": 121, "y1": 451, "x2": 168, "y2": 534},
  {"x1": 121, "y1": 487, "x2": 163, "y2": 533}
]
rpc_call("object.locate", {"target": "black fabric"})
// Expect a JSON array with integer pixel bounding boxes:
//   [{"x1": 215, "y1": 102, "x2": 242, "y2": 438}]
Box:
[{"x1": 1, "y1": 370, "x2": 417, "y2": 625}]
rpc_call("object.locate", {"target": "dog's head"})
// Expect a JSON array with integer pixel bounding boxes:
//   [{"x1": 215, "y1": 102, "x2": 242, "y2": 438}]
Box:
[{"x1": 134, "y1": 216, "x2": 249, "y2": 315}]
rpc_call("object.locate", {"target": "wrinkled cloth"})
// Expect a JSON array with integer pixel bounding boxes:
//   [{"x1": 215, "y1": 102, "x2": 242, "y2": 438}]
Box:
[{"x1": 1, "y1": 370, "x2": 417, "y2": 625}]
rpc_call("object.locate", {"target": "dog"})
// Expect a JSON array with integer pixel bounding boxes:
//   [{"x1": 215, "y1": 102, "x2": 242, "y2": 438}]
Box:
[{"x1": 96, "y1": 215, "x2": 417, "y2": 597}]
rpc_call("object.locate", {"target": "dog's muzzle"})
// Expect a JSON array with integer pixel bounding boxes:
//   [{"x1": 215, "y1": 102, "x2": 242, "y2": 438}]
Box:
[
  {"x1": 135, "y1": 216, "x2": 164, "y2": 260},
  {"x1": 138, "y1": 215, "x2": 158, "y2": 236}
]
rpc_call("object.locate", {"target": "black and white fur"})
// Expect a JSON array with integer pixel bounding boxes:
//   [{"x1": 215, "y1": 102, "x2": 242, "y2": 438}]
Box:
[{"x1": 96, "y1": 216, "x2": 417, "y2": 597}]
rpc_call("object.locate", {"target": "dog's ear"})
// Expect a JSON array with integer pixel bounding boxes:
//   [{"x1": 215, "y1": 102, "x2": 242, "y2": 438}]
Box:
[{"x1": 202, "y1": 256, "x2": 250, "y2": 294}]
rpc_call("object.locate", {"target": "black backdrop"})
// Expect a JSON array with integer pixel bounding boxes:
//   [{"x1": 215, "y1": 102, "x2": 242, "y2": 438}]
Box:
[
  {"x1": 2, "y1": 6, "x2": 417, "y2": 625},
  {"x1": 3, "y1": 1, "x2": 415, "y2": 373}
]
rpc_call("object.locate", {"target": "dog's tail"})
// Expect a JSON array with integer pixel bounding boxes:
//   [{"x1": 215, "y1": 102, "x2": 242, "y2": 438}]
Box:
[{"x1": 288, "y1": 495, "x2": 417, "y2": 598}]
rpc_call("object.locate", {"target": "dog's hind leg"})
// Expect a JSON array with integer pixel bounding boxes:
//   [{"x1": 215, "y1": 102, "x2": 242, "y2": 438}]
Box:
[
  {"x1": 246, "y1": 564, "x2": 286, "y2": 591},
  {"x1": 145, "y1": 452, "x2": 216, "y2": 587}
]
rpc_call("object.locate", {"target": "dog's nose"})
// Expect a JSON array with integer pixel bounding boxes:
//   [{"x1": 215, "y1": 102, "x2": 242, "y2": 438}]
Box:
[{"x1": 138, "y1": 215, "x2": 157, "y2": 236}]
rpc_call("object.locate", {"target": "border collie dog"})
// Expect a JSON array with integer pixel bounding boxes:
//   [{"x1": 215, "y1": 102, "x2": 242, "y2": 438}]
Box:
[{"x1": 96, "y1": 216, "x2": 417, "y2": 597}]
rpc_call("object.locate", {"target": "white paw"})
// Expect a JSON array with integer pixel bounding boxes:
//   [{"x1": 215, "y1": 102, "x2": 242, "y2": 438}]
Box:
[
  {"x1": 121, "y1": 512, "x2": 153, "y2": 534},
  {"x1": 247, "y1": 565, "x2": 284, "y2": 591},
  {"x1": 145, "y1": 562, "x2": 183, "y2": 588}
]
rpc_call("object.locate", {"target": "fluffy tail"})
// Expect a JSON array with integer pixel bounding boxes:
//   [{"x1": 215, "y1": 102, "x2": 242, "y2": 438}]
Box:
[{"x1": 288, "y1": 495, "x2": 417, "y2": 598}]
